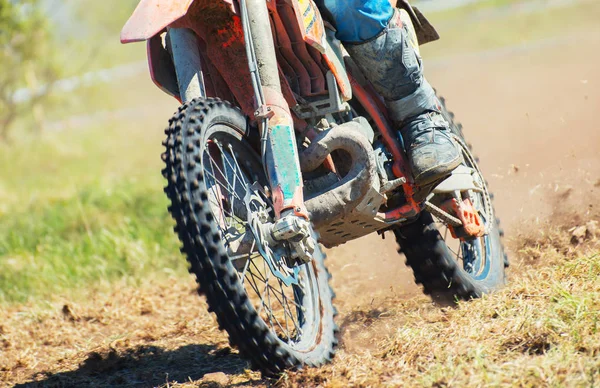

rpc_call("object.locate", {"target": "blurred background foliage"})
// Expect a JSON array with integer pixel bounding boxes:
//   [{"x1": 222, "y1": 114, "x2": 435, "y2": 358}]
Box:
[
  {"x1": 0, "y1": 0, "x2": 181, "y2": 304},
  {"x1": 0, "y1": 0, "x2": 61, "y2": 141},
  {"x1": 0, "y1": 0, "x2": 142, "y2": 142}
]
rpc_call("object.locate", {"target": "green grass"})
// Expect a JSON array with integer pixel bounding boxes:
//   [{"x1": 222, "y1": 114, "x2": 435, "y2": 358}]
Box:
[
  {"x1": 0, "y1": 119, "x2": 184, "y2": 304},
  {"x1": 0, "y1": 181, "x2": 182, "y2": 303},
  {"x1": 0, "y1": 0, "x2": 178, "y2": 304},
  {"x1": 0, "y1": 116, "x2": 170, "y2": 211},
  {"x1": 288, "y1": 244, "x2": 600, "y2": 387}
]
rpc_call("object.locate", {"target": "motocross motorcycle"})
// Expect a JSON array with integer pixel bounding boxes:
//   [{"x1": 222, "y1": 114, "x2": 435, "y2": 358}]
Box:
[{"x1": 121, "y1": 0, "x2": 507, "y2": 374}]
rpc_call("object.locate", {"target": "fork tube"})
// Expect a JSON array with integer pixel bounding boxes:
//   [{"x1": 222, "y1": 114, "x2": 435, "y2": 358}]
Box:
[
  {"x1": 168, "y1": 27, "x2": 206, "y2": 103},
  {"x1": 244, "y1": 0, "x2": 281, "y2": 94},
  {"x1": 244, "y1": 0, "x2": 307, "y2": 219}
]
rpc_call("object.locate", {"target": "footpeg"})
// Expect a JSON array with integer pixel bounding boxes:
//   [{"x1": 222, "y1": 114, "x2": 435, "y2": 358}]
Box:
[{"x1": 440, "y1": 197, "x2": 486, "y2": 240}]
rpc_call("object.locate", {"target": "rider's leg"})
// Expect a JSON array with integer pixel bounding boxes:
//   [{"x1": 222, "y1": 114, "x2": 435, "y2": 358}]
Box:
[{"x1": 316, "y1": 0, "x2": 462, "y2": 186}]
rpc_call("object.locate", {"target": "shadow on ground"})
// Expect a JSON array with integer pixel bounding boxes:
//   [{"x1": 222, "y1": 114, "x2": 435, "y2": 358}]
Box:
[{"x1": 16, "y1": 344, "x2": 262, "y2": 387}]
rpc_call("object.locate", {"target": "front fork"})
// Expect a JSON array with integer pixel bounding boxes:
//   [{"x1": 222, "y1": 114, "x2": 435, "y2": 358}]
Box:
[
  {"x1": 241, "y1": 0, "x2": 307, "y2": 220},
  {"x1": 168, "y1": 2, "x2": 307, "y2": 220},
  {"x1": 168, "y1": 3, "x2": 312, "y2": 264}
]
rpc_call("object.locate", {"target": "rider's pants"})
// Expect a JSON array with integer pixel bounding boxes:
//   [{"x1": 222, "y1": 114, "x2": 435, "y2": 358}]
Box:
[
  {"x1": 314, "y1": 0, "x2": 394, "y2": 43},
  {"x1": 315, "y1": 0, "x2": 437, "y2": 122}
]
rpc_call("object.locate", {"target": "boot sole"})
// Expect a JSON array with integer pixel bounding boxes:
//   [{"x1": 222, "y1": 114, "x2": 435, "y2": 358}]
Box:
[{"x1": 413, "y1": 154, "x2": 463, "y2": 186}]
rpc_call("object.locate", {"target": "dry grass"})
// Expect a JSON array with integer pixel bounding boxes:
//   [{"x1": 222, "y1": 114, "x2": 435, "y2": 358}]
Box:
[
  {"x1": 0, "y1": 277, "x2": 262, "y2": 387},
  {"x1": 2, "y1": 214, "x2": 599, "y2": 387},
  {"x1": 279, "y1": 223, "x2": 600, "y2": 387}
]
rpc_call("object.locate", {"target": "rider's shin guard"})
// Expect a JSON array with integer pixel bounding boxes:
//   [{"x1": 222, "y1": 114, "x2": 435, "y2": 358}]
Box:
[
  {"x1": 343, "y1": 10, "x2": 438, "y2": 122},
  {"x1": 343, "y1": 10, "x2": 462, "y2": 185}
]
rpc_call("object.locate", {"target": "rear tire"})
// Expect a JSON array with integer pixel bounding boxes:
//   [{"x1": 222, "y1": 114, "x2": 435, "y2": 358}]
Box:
[
  {"x1": 162, "y1": 98, "x2": 337, "y2": 375},
  {"x1": 394, "y1": 95, "x2": 507, "y2": 301}
]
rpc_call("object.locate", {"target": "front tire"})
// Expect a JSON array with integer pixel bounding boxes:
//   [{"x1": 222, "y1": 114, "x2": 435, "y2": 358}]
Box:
[{"x1": 162, "y1": 98, "x2": 337, "y2": 375}]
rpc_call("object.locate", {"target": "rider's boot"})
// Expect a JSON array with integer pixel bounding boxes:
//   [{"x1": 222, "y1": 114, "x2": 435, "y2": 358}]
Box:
[{"x1": 344, "y1": 10, "x2": 462, "y2": 186}]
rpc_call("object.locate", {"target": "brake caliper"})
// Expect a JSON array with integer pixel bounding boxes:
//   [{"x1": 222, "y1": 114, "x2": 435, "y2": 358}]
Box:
[{"x1": 271, "y1": 213, "x2": 315, "y2": 264}]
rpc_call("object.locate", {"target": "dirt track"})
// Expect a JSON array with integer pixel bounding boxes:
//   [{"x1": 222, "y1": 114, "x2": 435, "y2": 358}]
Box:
[
  {"x1": 2, "y1": 27, "x2": 600, "y2": 387},
  {"x1": 428, "y1": 29, "x2": 600, "y2": 228}
]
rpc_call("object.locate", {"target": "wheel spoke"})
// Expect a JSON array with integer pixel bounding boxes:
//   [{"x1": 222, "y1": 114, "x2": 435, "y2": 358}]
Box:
[
  {"x1": 251, "y1": 270, "x2": 273, "y2": 329},
  {"x1": 238, "y1": 240, "x2": 257, "y2": 285},
  {"x1": 263, "y1": 268, "x2": 289, "y2": 338},
  {"x1": 205, "y1": 165, "x2": 243, "y2": 202},
  {"x1": 249, "y1": 259, "x2": 268, "y2": 283},
  {"x1": 447, "y1": 244, "x2": 461, "y2": 261},
  {"x1": 215, "y1": 141, "x2": 248, "y2": 189},
  {"x1": 267, "y1": 282, "x2": 304, "y2": 310},
  {"x1": 228, "y1": 143, "x2": 250, "y2": 187},
  {"x1": 262, "y1": 259, "x2": 290, "y2": 340},
  {"x1": 264, "y1": 254, "x2": 290, "y2": 340},
  {"x1": 279, "y1": 280, "x2": 301, "y2": 335},
  {"x1": 430, "y1": 136, "x2": 492, "y2": 277},
  {"x1": 206, "y1": 156, "x2": 233, "y2": 233}
]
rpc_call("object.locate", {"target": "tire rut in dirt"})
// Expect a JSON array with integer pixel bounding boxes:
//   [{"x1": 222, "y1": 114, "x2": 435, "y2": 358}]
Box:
[{"x1": 161, "y1": 97, "x2": 337, "y2": 375}]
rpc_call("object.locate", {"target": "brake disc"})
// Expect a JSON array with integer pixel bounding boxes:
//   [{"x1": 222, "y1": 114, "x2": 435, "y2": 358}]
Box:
[{"x1": 244, "y1": 183, "x2": 300, "y2": 287}]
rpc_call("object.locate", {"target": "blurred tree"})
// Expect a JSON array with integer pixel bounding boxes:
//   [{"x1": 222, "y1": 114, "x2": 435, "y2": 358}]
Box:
[
  {"x1": 63, "y1": 0, "x2": 141, "y2": 70},
  {"x1": 0, "y1": 0, "x2": 61, "y2": 142},
  {"x1": 68, "y1": 0, "x2": 139, "y2": 36}
]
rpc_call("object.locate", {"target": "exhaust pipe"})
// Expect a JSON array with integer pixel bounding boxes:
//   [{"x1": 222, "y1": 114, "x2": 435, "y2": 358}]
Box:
[{"x1": 300, "y1": 120, "x2": 378, "y2": 228}]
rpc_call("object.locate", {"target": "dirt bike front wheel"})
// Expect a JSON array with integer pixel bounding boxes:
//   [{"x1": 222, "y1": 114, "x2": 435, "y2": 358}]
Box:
[
  {"x1": 394, "y1": 95, "x2": 507, "y2": 301},
  {"x1": 162, "y1": 98, "x2": 337, "y2": 375}
]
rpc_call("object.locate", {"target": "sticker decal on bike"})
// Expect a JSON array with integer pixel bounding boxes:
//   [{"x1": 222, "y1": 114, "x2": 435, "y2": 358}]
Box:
[
  {"x1": 299, "y1": 0, "x2": 317, "y2": 33},
  {"x1": 268, "y1": 124, "x2": 303, "y2": 202},
  {"x1": 294, "y1": 0, "x2": 326, "y2": 48}
]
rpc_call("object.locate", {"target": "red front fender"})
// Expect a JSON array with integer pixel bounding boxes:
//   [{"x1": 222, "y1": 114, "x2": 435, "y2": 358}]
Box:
[{"x1": 120, "y1": 0, "x2": 194, "y2": 43}]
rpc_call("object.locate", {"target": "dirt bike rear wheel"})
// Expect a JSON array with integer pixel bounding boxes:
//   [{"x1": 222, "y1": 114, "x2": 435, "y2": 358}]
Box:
[
  {"x1": 162, "y1": 98, "x2": 337, "y2": 375},
  {"x1": 394, "y1": 95, "x2": 507, "y2": 301}
]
